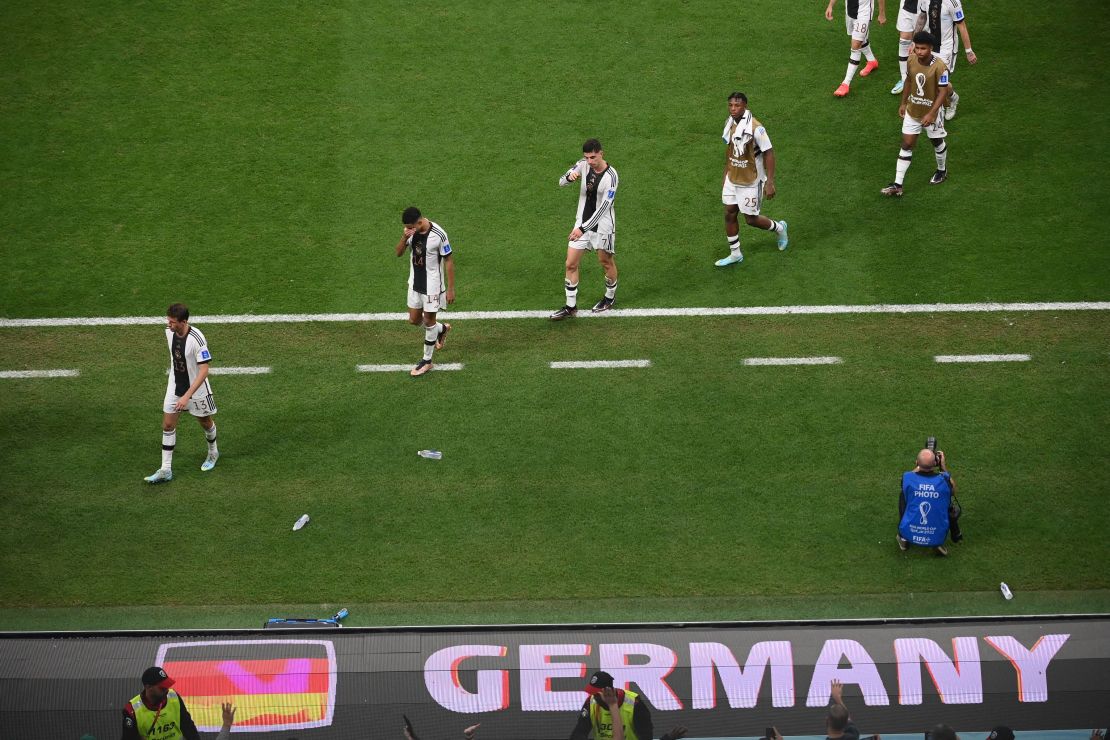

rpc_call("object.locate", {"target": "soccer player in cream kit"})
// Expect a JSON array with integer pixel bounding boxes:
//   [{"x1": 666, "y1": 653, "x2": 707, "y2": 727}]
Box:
[
  {"x1": 396, "y1": 206, "x2": 456, "y2": 376},
  {"x1": 144, "y1": 303, "x2": 218, "y2": 483},
  {"x1": 550, "y1": 139, "x2": 620, "y2": 319}
]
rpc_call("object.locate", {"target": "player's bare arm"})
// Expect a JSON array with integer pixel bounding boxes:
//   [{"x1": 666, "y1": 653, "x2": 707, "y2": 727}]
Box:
[
  {"x1": 763, "y1": 149, "x2": 777, "y2": 199},
  {"x1": 824, "y1": 0, "x2": 835, "y2": 21},
  {"x1": 958, "y1": 21, "x2": 977, "y2": 64},
  {"x1": 899, "y1": 81, "x2": 911, "y2": 117},
  {"x1": 175, "y1": 362, "x2": 209, "y2": 411},
  {"x1": 444, "y1": 252, "x2": 456, "y2": 304},
  {"x1": 878, "y1": 0, "x2": 887, "y2": 24}
]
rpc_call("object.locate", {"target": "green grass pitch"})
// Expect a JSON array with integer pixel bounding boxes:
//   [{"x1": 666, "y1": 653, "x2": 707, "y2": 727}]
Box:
[{"x1": 1, "y1": 1, "x2": 1108, "y2": 628}]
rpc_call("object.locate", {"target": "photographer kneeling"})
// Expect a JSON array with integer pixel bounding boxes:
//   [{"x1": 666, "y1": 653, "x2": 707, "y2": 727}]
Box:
[{"x1": 898, "y1": 444, "x2": 962, "y2": 556}]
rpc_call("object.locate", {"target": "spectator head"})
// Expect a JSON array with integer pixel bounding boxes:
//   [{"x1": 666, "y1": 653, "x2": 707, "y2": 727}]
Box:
[
  {"x1": 929, "y1": 724, "x2": 958, "y2": 740},
  {"x1": 826, "y1": 702, "x2": 850, "y2": 731},
  {"x1": 917, "y1": 448, "x2": 939, "y2": 471},
  {"x1": 988, "y1": 729, "x2": 1014, "y2": 740},
  {"x1": 141, "y1": 666, "x2": 175, "y2": 703},
  {"x1": 584, "y1": 670, "x2": 615, "y2": 704}
]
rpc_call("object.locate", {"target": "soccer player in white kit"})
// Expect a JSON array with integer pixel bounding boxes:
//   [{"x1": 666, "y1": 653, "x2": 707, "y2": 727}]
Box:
[
  {"x1": 890, "y1": 0, "x2": 922, "y2": 94},
  {"x1": 396, "y1": 206, "x2": 456, "y2": 376},
  {"x1": 826, "y1": 0, "x2": 887, "y2": 97},
  {"x1": 550, "y1": 139, "x2": 620, "y2": 320},
  {"x1": 916, "y1": 0, "x2": 978, "y2": 119},
  {"x1": 144, "y1": 303, "x2": 218, "y2": 483}
]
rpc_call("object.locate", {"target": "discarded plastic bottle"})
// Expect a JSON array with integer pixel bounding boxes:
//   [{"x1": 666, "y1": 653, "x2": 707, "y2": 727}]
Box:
[
  {"x1": 1000, "y1": 582, "x2": 1013, "y2": 600},
  {"x1": 417, "y1": 450, "x2": 443, "y2": 460},
  {"x1": 293, "y1": 514, "x2": 310, "y2": 531},
  {"x1": 333, "y1": 608, "x2": 349, "y2": 621}
]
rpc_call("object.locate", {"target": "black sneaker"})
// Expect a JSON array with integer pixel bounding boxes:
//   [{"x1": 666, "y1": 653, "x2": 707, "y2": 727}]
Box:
[
  {"x1": 591, "y1": 297, "x2": 615, "y2": 313},
  {"x1": 549, "y1": 305, "x2": 578, "y2": 321},
  {"x1": 929, "y1": 169, "x2": 948, "y2": 185},
  {"x1": 880, "y1": 182, "x2": 904, "y2": 197}
]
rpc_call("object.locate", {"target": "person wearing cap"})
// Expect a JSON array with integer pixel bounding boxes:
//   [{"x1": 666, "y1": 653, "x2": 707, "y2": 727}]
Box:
[
  {"x1": 897, "y1": 446, "x2": 960, "y2": 556},
  {"x1": 568, "y1": 670, "x2": 687, "y2": 740},
  {"x1": 122, "y1": 666, "x2": 237, "y2": 739}
]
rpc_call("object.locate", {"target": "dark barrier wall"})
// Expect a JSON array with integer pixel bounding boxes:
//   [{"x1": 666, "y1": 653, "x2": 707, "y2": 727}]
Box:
[{"x1": 1, "y1": 616, "x2": 1108, "y2": 739}]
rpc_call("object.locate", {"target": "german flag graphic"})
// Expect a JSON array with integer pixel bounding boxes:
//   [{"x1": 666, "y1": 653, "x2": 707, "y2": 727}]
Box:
[{"x1": 155, "y1": 639, "x2": 337, "y2": 732}]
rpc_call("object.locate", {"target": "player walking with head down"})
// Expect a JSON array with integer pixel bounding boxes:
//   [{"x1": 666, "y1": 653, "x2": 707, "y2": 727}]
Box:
[
  {"x1": 144, "y1": 303, "x2": 218, "y2": 484},
  {"x1": 396, "y1": 206, "x2": 456, "y2": 377},
  {"x1": 881, "y1": 30, "x2": 951, "y2": 196},
  {"x1": 550, "y1": 139, "x2": 620, "y2": 320},
  {"x1": 716, "y1": 92, "x2": 788, "y2": 267},
  {"x1": 826, "y1": 0, "x2": 887, "y2": 97}
]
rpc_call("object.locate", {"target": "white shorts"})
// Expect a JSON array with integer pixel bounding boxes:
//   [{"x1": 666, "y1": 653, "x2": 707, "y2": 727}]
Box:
[
  {"x1": 163, "y1": 379, "x2": 217, "y2": 417},
  {"x1": 407, "y1": 287, "x2": 446, "y2": 312},
  {"x1": 722, "y1": 178, "x2": 764, "y2": 216},
  {"x1": 568, "y1": 231, "x2": 615, "y2": 254},
  {"x1": 845, "y1": 3, "x2": 873, "y2": 41},
  {"x1": 902, "y1": 112, "x2": 947, "y2": 139},
  {"x1": 939, "y1": 46, "x2": 957, "y2": 74},
  {"x1": 896, "y1": 7, "x2": 918, "y2": 33}
]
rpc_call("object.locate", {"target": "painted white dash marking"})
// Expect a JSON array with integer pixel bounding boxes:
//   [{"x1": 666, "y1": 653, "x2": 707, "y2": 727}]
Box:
[
  {"x1": 357, "y1": 363, "x2": 464, "y2": 373},
  {"x1": 0, "y1": 369, "x2": 80, "y2": 379},
  {"x1": 934, "y1": 354, "x2": 1031, "y2": 364},
  {"x1": 208, "y1": 366, "x2": 272, "y2": 375},
  {"x1": 743, "y1": 356, "x2": 843, "y2": 366},
  {"x1": 549, "y1": 359, "x2": 652, "y2": 369}
]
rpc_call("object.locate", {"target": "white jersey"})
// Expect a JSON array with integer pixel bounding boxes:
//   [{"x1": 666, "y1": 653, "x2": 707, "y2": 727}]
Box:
[
  {"x1": 406, "y1": 221, "x2": 452, "y2": 296},
  {"x1": 845, "y1": 0, "x2": 875, "y2": 21},
  {"x1": 560, "y1": 161, "x2": 619, "y2": 235},
  {"x1": 919, "y1": 0, "x2": 965, "y2": 55},
  {"x1": 165, "y1": 325, "x2": 212, "y2": 398}
]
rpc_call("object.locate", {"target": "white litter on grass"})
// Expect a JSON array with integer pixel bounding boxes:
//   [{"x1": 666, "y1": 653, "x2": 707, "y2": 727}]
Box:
[
  {"x1": 356, "y1": 363, "x2": 464, "y2": 373},
  {"x1": 934, "y1": 354, "x2": 1031, "y2": 363},
  {"x1": 0, "y1": 369, "x2": 80, "y2": 379},
  {"x1": 208, "y1": 366, "x2": 272, "y2": 375},
  {"x1": 293, "y1": 514, "x2": 310, "y2": 531},
  {"x1": 3, "y1": 301, "x2": 1108, "y2": 328},
  {"x1": 549, "y1": 359, "x2": 652, "y2": 369},
  {"x1": 742, "y1": 356, "x2": 843, "y2": 366}
]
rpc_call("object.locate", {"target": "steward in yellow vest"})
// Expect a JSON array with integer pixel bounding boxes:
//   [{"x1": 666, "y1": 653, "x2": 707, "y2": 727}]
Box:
[
  {"x1": 122, "y1": 666, "x2": 200, "y2": 740},
  {"x1": 568, "y1": 670, "x2": 689, "y2": 740}
]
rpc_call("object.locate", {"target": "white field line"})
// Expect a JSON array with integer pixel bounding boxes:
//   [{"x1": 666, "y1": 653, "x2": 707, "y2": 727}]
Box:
[
  {"x1": 743, "y1": 356, "x2": 843, "y2": 366},
  {"x1": 208, "y1": 366, "x2": 272, "y2": 375},
  {"x1": 934, "y1": 354, "x2": 1032, "y2": 363},
  {"x1": 550, "y1": 359, "x2": 652, "y2": 369},
  {"x1": 357, "y1": 363, "x2": 464, "y2": 373},
  {"x1": 2, "y1": 301, "x2": 1108, "y2": 327},
  {"x1": 0, "y1": 369, "x2": 80, "y2": 379}
]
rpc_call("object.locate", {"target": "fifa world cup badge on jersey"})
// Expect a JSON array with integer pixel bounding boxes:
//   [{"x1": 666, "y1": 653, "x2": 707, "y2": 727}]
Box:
[
  {"x1": 606, "y1": 189, "x2": 615, "y2": 199},
  {"x1": 199, "y1": 348, "x2": 211, "y2": 361}
]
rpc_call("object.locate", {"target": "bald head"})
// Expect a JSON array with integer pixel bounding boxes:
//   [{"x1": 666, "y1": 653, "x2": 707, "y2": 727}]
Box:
[{"x1": 916, "y1": 449, "x2": 938, "y2": 470}]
